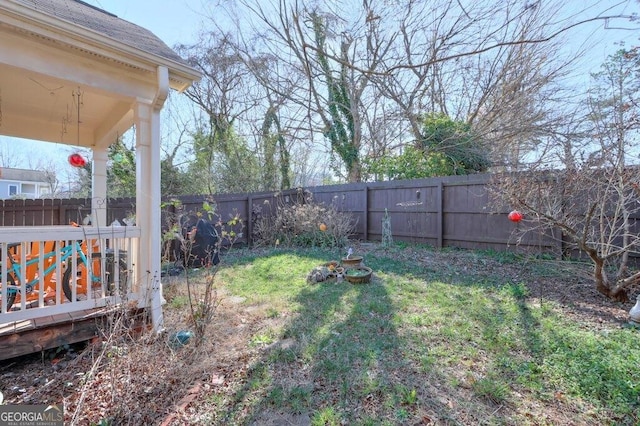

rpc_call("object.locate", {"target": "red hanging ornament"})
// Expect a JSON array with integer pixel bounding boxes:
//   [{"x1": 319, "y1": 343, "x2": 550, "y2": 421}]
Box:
[
  {"x1": 68, "y1": 153, "x2": 87, "y2": 168},
  {"x1": 508, "y1": 210, "x2": 523, "y2": 223},
  {"x1": 68, "y1": 88, "x2": 87, "y2": 168}
]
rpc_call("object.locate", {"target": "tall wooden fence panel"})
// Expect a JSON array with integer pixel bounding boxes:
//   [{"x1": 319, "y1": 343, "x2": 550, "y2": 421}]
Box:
[{"x1": 304, "y1": 175, "x2": 560, "y2": 254}]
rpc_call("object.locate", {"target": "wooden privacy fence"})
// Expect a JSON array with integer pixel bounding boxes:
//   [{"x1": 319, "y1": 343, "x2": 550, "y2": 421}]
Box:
[
  {"x1": 306, "y1": 174, "x2": 559, "y2": 254},
  {"x1": 0, "y1": 198, "x2": 136, "y2": 228},
  {"x1": 0, "y1": 174, "x2": 562, "y2": 255}
]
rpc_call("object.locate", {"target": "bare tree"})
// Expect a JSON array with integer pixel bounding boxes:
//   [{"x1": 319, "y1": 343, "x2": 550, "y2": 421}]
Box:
[
  {"x1": 41, "y1": 167, "x2": 60, "y2": 196},
  {"x1": 369, "y1": 0, "x2": 604, "y2": 172},
  {"x1": 0, "y1": 141, "x2": 22, "y2": 168},
  {"x1": 228, "y1": 0, "x2": 393, "y2": 182},
  {"x1": 217, "y1": 0, "x2": 632, "y2": 183},
  {"x1": 176, "y1": 32, "x2": 263, "y2": 194},
  {"x1": 495, "y1": 47, "x2": 640, "y2": 302},
  {"x1": 232, "y1": 47, "x2": 299, "y2": 190}
]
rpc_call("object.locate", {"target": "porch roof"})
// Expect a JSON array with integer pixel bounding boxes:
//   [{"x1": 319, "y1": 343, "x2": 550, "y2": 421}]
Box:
[
  {"x1": 0, "y1": 0, "x2": 201, "y2": 148},
  {"x1": 16, "y1": 0, "x2": 189, "y2": 66}
]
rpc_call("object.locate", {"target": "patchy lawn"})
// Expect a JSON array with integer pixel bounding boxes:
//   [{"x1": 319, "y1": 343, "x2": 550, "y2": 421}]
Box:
[{"x1": 1, "y1": 244, "x2": 639, "y2": 425}]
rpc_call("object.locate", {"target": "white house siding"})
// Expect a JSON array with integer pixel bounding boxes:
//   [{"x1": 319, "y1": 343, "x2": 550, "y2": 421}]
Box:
[{"x1": 0, "y1": 168, "x2": 51, "y2": 199}]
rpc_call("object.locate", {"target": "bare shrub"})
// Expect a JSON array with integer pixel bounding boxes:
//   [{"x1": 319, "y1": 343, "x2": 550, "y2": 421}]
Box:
[
  {"x1": 494, "y1": 168, "x2": 640, "y2": 302},
  {"x1": 162, "y1": 199, "x2": 243, "y2": 343},
  {"x1": 253, "y1": 190, "x2": 355, "y2": 248},
  {"x1": 492, "y1": 48, "x2": 640, "y2": 303}
]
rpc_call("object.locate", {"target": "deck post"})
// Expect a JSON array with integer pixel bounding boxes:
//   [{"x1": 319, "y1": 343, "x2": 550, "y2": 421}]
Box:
[
  {"x1": 134, "y1": 66, "x2": 169, "y2": 333},
  {"x1": 135, "y1": 101, "x2": 163, "y2": 332},
  {"x1": 92, "y1": 147, "x2": 108, "y2": 227}
]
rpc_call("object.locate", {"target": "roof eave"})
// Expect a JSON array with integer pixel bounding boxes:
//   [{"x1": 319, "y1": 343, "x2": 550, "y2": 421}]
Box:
[{"x1": 1, "y1": 1, "x2": 202, "y2": 90}]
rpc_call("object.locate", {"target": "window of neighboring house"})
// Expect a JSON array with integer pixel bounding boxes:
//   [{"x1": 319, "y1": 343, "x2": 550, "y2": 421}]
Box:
[
  {"x1": 8, "y1": 185, "x2": 17, "y2": 196},
  {"x1": 40, "y1": 185, "x2": 50, "y2": 195},
  {"x1": 21, "y1": 183, "x2": 36, "y2": 197}
]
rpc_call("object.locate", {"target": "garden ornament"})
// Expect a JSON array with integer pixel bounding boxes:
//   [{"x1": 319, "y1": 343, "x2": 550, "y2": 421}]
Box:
[{"x1": 508, "y1": 210, "x2": 523, "y2": 223}]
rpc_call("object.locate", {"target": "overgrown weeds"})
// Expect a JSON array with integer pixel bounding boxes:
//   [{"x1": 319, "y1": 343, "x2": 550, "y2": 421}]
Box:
[
  {"x1": 253, "y1": 189, "x2": 355, "y2": 248},
  {"x1": 161, "y1": 198, "x2": 243, "y2": 344},
  {"x1": 65, "y1": 268, "x2": 225, "y2": 425},
  {"x1": 66, "y1": 200, "x2": 243, "y2": 424}
]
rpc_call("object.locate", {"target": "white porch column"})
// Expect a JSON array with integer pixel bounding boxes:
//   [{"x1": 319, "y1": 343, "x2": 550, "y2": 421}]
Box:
[
  {"x1": 135, "y1": 101, "x2": 162, "y2": 331},
  {"x1": 92, "y1": 147, "x2": 108, "y2": 227},
  {"x1": 134, "y1": 66, "x2": 169, "y2": 332}
]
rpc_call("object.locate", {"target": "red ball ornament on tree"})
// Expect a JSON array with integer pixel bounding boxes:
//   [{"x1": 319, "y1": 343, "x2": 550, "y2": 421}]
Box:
[
  {"x1": 508, "y1": 210, "x2": 523, "y2": 223},
  {"x1": 68, "y1": 153, "x2": 87, "y2": 168}
]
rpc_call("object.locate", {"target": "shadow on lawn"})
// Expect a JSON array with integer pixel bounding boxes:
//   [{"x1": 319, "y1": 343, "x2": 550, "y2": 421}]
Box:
[
  {"x1": 215, "y1": 247, "x2": 638, "y2": 424},
  {"x1": 219, "y1": 252, "x2": 459, "y2": 425},
  {"x1": 442, "y1": 270, "x2": 640, "y2": 424}
]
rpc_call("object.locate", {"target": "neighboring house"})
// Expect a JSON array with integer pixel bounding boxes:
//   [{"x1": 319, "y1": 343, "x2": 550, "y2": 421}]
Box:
[{"x1": 0, "y1": 167, "x2": 51, "y2": 199}]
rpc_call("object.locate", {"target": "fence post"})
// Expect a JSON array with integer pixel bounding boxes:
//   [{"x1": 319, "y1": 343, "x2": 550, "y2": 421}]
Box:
[
  {"x1": 59, "y1": 202, "x2": 66, "y2": 226},
  {"x1": 19, "y1": 198, "x2": 26, "y2": 226},
  {"x1": 363, "y1": 185, "x2": 368, "y2": 241},
  {"x1": 247, "y1": 194, "x2": 253, "y2": 247},
  {"x1": 437, "y1": 180, "x2": 444, "y2": 248}
]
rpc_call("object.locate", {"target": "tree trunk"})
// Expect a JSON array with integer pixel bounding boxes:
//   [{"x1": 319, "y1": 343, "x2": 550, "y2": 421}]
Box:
[
  {"x1": 592, "y1": 256, "x2": 629, "y2": 302},
  {"x1": 347, "y1": 159, "x2": 361, "y2": 182}
]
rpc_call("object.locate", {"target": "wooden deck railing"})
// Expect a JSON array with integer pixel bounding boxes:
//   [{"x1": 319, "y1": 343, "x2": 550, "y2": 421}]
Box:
[{"x1": 0, "y1": 225, "x2": 140, "y2": 324}]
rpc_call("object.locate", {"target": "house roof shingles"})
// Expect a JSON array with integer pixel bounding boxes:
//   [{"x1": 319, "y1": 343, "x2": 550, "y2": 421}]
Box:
[
  {"x1": 0, "y1": 167, "x2": 48, "y2": 182},
  {"x1": 14, "y1": 0, "x2": 189, "y2": 66}
]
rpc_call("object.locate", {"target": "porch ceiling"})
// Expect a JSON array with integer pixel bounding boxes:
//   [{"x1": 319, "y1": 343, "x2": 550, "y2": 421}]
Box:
[
  {"x1": 0, "y1": 0, "x2": 200, "y2": 149},
  {"x1": 0, "y1": 63, "x2": 134, "y2": 148}
]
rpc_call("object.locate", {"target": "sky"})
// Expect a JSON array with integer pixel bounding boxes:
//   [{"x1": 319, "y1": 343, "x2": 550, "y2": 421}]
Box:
[
  {"x1": 84, "y1": 0, "x2": 207, "y2": 47},
  {"x1": 1, "y1": 0, "x2": 638, "y2": 177}
]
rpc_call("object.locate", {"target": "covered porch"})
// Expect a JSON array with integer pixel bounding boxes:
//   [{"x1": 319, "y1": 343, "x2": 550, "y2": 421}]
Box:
[{"x1": 0, "y1": 0, "x2": 200, "y2": 359}]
